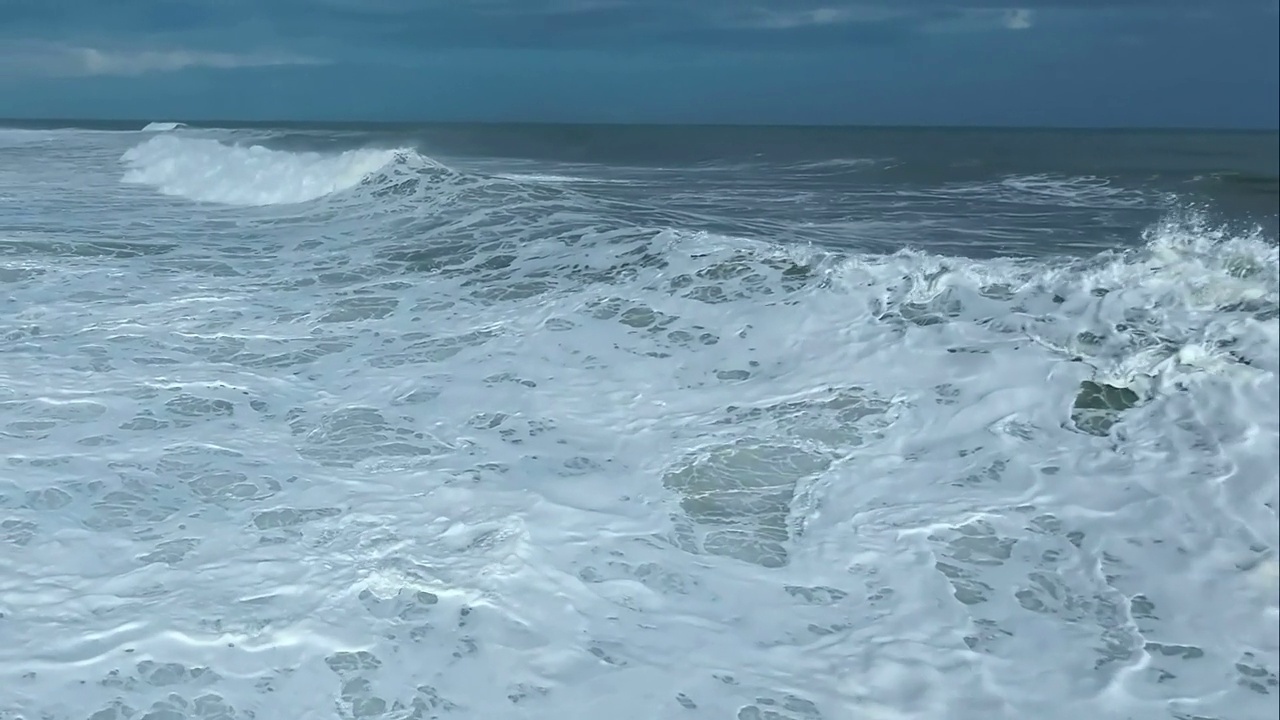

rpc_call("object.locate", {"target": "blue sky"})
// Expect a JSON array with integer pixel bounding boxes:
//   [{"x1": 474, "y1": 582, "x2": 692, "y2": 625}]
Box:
[{"x1": 1, "y1": 1, "x2": 1277, "y2": 127}]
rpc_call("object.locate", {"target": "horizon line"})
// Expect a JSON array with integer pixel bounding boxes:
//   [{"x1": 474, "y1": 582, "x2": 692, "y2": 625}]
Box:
[{"x1": 2, "y1": 117, "x2": 1278, "y2": 134}]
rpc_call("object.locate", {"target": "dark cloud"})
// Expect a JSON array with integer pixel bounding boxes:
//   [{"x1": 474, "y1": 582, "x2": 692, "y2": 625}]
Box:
[
  {"x1": 1, "y1": 0, "x2": 1274, "y2": 127},
  {"x1": 2, "y1": 0, "x2": 1275, "y2": 57}
]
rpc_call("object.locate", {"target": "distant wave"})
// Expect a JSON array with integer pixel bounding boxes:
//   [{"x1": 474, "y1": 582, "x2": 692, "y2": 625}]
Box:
[
  {"x1": 1193, "y1": 171, "x2": 1280, "y2": 198},
  {"x1": 119, "y1": 135, "x2": 420, "y2": 206},
  {"x1": 140, "y1": 122, "x2": 187, "y2": 132},
  {"x1": 934, "y1": 173, "x2": 1159, "y2": 209},
  {"x1": 790, "y1": 157, "x2": 885, "y2": 171}
]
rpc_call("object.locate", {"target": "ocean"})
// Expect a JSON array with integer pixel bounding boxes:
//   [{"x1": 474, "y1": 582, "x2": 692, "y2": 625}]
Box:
[{"x1": 0, "y1": 120, "x2": 1277, "y2": 720}]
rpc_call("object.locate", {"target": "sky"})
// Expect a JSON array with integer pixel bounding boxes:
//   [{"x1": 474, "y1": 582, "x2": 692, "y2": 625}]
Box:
[{"x1": 1, "y1": 0, "x2": 1277, "y2": 127}]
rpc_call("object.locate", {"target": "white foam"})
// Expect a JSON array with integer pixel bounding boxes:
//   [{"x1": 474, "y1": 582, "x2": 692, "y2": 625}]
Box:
[
  {"x1": 0, "y1": 129, "x2": 1276, "y2": 720},
  {"x1": 119, "y1": 135, "x2": 409, "y2": 205},
  {"x1": 140, "y1": 121, "x2": 186, "y2": 132}
]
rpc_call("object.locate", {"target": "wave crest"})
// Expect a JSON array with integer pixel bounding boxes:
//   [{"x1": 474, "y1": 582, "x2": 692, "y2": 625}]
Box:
[
  {"x1": 140, "y1": 122, "x2": 186, "y2": 132},
  {"x1": 119, "y1": 135, "x2": 423, "y2": 206}
]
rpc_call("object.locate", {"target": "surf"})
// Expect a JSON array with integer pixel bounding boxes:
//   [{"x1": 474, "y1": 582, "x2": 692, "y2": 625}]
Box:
[{"x1": 119, "y1": 134, "x2": 422, "y2": 206}]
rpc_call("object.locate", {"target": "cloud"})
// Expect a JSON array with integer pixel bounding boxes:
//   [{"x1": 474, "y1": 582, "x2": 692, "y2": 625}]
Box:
[
  {"x1": 726, "y1": 6, "x2": 912, "y2": 30},
  {"x1": 0, "y1": 0, "x2": 1269, "y2": 66},
  {"x1": 1003, "y1": 8, "x2": 1034, "y2": 28},
  {"x1": 0, "y1": 41, "x2": 326, "y2": 77}
]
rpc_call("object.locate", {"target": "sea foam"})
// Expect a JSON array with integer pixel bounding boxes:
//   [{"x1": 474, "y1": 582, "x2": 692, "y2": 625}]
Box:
[{"x1": 0, "y1": 127, "x2": 1275, "y2": 720}]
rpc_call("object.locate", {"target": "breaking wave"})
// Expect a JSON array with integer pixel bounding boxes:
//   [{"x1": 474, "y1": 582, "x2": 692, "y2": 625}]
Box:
[
  {"x1": 140, "y1": 121, "x2": 186, "y2": 132},
  {"x1": 119, "y1": 134, "x2": 420, "y2": 206}
]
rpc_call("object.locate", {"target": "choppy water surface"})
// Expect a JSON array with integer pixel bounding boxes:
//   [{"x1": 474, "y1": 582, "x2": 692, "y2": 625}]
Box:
[{"x1": 0, "y1": 123, "x2": 1277, "y2": 720}]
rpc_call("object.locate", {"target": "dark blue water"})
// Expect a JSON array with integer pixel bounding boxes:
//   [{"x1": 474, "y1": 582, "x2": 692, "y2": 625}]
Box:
[{"x1": 5, "y1": 120, "x2": 1276, "y2": 256}]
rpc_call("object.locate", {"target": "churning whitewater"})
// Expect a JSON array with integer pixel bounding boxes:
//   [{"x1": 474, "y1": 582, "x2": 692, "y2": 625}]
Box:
[{"x1": 0, "y1": 124, "x2": 1277, "y2": 720}]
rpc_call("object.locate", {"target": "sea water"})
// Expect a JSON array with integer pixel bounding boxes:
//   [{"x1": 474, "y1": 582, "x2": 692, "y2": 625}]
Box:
[{"x1": 0, "y1": 122, "x2": 1277, "y2": 720}]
